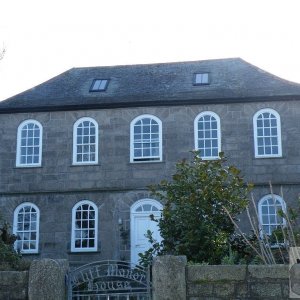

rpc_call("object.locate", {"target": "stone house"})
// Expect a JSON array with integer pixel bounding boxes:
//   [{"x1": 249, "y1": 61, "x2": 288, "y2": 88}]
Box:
[{"x1": 1, "y1": 58, "x2": 300, "y2": 266}]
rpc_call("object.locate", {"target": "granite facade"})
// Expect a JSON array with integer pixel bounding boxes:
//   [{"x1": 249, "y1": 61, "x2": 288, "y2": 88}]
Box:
[{"x1": 1, "y1": 100, "x2": 300, "y2": 262}]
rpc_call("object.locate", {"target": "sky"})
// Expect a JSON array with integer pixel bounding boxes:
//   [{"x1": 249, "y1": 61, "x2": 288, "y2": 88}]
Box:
[{"x1": 1, "y1": 0, "x2": 300, "y2": 101}]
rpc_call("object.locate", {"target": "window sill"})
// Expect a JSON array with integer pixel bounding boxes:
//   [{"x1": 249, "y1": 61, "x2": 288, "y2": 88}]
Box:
[
  {"x1": 129, "y1": 160, "x2": 165, "y2": 164},
  {"x1": 200, "y1": 157, "x2": 220, "y2": 161},
  {"x1": 254, "y1": 155, "x2": 283, "y2": 159},
  {"x1": 68, "y1": 250, "x2": 101, "y2": 254},
  {"x1": 70, "y1": 163, "x2": 100, "y2": 167},
  {"x1": 15, "y1": 165, "x2": 42, "y2": 169}
]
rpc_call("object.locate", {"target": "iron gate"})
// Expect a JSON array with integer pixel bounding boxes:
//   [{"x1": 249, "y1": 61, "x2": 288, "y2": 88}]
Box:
[{"x1": 67, "y1": 260, "x2": 151, "y2": 300}]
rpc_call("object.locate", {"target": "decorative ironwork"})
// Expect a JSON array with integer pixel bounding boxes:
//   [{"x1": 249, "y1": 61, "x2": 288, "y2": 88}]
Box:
[{"x1": 68, "y1": 260, "x2": 151, "y2": 300}]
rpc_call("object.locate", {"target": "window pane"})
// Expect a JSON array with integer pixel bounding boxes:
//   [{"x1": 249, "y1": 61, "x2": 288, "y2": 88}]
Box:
[
  {"x1": 143, "y1": 118, "x2": 150, "y2": 125},
  {"x1": 269, "y1": 215, "x2": 276, "y2": 224},
  {"x1": 204, "y1": 130, "x2": 211, "y2": 138},
  {"x1": 272, "y1": 146, "x2": 278, "y2": 154},
  {"x1": 271, "y1": 119, "x2": 277, "y2": 126},
  {"x1": 265, "y1": 147, "x2": 271, "y2": 154},
  {"x1": 212, "y1": 148, "x2": 218, "y2": 156},
  {"x1": 205, "y1": 149, "x2": 211, "y2": 157},
  {"x1": 262, "y1": 216, "x2": 269, "y2": 224},
  {"x1": 143, "y1": 149, "x2": 150, "y2": 156}
]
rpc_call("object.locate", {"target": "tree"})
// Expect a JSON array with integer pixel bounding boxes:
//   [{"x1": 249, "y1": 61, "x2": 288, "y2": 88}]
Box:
[{"x1": 141, "y1": 152, "x2": 252, "y2": 265}]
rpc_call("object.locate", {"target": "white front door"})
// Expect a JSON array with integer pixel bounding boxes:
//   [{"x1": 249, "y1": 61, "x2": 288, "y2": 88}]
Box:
[{"x1": 130, "y1": 199, "x2": 163, "y2": 265}]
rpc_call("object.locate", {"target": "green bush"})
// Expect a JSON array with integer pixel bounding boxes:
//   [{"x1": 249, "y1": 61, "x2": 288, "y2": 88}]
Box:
[
  {"x1": 140, "y1": 151, "x2": 252, "y2": 266},
  {"x1": 0, "y1": 218, "x2": 29, "y2": 270}
]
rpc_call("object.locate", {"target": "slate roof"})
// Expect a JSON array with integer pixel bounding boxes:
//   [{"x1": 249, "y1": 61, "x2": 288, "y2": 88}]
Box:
[{"x1": 1, "y1": 58, "x2": 300, "y2": 113}]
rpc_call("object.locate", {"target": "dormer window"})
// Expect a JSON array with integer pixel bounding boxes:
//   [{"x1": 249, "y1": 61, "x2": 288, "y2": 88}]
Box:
[
  {"x1": 90, "y1": 79, "x2": 109, "y2": 92},
  {"x1": 194, "y1": 73, "x2": 210, "y2": 85}
]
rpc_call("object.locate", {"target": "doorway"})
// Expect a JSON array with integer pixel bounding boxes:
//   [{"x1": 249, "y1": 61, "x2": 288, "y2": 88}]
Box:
[{"x1": 130, "y1": 199, "x2": 163, "y2": 265}]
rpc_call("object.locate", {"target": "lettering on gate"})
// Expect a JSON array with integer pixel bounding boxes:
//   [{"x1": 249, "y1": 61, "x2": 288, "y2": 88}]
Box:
[{"x1": 68, "y1": 260, "x2": 150, "y2": 298}]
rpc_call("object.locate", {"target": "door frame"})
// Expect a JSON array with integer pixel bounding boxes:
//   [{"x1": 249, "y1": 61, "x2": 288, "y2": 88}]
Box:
[{"x1": 130, "y1": 198, "x2": 163, "y2": 264}]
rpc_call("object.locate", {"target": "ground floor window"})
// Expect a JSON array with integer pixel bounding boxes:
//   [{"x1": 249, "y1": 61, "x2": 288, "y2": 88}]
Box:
[
  {"x1": 13, "y1": 202, "x2": 40, "y2": 253},
  {"x1": 258, "y1": 194, "x2": 286, "y2": 236},
  {"x1": 71, "y1": 200, "x2": 98, "y2": 252}
]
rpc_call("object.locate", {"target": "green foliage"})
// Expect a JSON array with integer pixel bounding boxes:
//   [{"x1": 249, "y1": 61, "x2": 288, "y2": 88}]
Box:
[
  {"x1": 143, "y1": 151, "x2": 252, "y2": 265},
  {"x1": 0, "y1": 217, "x2": 25, "y2": 270},
  {"x1": 138, "y1": 230, "x2": 165, "y2": 267},
  {"x1": 227, "y1": 232, "x2": 262, "y2": 264}
]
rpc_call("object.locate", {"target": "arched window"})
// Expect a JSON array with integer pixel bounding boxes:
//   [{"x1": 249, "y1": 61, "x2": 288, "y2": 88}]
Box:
[
  {"x1": 253, "y1": 109, "x2": 282, "y2": 158},
  {"x1": 73, "y1": 117, "x2": 98, "y2": 164},
  {"x1": 130, "y1": 114, "x2": 162, "y2": 162},
  {"x1": 258, "y1": 194, "x2": 286, "y2": 236},
  {"x1": 13, "y1": 203, "x2": 40, "y2": 253},
  {"x1": 16, "y1": 120, "x2": 43, "y2": 167},
  {"x1": 71, "y1": 200, "x2": 98, "y2": 252},
  {"x1": 194, "y1": 111, "x2": 221, "y2": 159}
]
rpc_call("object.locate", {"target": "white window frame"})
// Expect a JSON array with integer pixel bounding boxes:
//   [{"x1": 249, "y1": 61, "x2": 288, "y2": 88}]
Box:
[
  {"x1": 13, "y1": 202, "x2": 40, "y2": 254},
  {"x1": 253, "y1": 108, "x2": 282, "y2": 158},
  {"x1": 72, "y1": 117, "x2": 99, "y2": 165},
  {"x1": 16, "y1": 119, "x2": 43, "y2": 167},
  {"x1": 71, "y1": 200, "x2": 98, "y2": 252},
  {"x1": 130, "y1": 114, "x2": 163, "y2": 163},
  {"x1": 258, "y1": 194, "x2": 286, "y2": 237},
  {"x1": 194, "y1": 111, "x2": 221, "y2": 160}
]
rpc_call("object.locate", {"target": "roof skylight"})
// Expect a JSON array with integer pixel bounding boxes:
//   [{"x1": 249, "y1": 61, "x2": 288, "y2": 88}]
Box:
[
  {"x1": 194, "y1": 73, "x2": 210, "y2": 85},
  {"x1": 90, "y1": 79, "x2": 109, "y2": 92}
]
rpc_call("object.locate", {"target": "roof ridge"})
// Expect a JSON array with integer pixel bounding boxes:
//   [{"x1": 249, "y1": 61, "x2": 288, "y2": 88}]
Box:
[{"x1": 72, "y1": 57, "x2": 242, "y2": 71}]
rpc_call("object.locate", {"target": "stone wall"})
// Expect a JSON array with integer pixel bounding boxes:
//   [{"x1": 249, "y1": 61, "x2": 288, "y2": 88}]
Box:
[
  {"x1": 2, "y1": 102, "x2": 300, "y2": 195},
  {"x1": 0, "y1": 257, "x2": 298, "y2": 300},
  {"x1": 0, "y1": 271, "x2": 28, "y2": 300},
  {"x1": 152, "y1": 256, "x2": 294, "y2": 300},
  {"x1": 0, "y1": 259, "x2": 68, "y2": 300},
  {"x1": 2, "y1": 102, "x2": 300, "y2": 262},
  {"x1": 187, "y1": 264, "x2": 289, "y2": 300}
]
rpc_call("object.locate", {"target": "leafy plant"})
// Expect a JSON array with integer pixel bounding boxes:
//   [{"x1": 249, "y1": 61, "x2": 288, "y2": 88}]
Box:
[
  {"x1": 138, "y1": 230, "x2": 165, "y2": 267},
  {"x1": 0, "y1": 216, "x2": 30, "y2": 270},
  {"x1": 140, "y1": 151, "x2": 252, "y2": 265},
  {"x1": 224, "y1": 185, "x2": 300, "y2": 265}
]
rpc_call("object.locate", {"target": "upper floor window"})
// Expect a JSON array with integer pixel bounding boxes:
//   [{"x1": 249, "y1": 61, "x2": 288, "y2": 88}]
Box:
[
  {"x1": 253, "y1": 109, "x2": 282, "y2": 158},
  {"x1": 71, "y1": 200, "x2": 98, "y2": 252},
  {"x1": 130, "y1": 114, "x2": 162, "y2": 162},
  {"x1": 16, "y1": 120, "x2": 43, "y2": 167},
  {"x1": 73, "y1": 117, "x2": 98, "y2": 165},
  {"x1": 258, "y1": 194, "x2": 286, "y2": 237},
  {"x1": 194, "y1": 111, "x2": 221, "y2": 159},
  {"x1": 13, "y1": 202, "x2": 40, "y2": 254}
]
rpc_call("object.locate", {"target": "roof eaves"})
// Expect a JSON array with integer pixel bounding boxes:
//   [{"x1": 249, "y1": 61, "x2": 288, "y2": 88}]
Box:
[{"x1": 1, "y1": 94, "x2": 300, "y2": 114}]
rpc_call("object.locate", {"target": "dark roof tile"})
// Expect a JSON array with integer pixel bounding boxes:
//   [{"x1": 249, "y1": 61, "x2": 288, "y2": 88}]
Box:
[{"x1": 1, "y1": 58, "x2": 300, "y2": 113}]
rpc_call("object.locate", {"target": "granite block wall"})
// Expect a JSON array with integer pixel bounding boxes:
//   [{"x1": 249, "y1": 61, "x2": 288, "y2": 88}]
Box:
[
  {"x1": 1, "y1": 101, "x2": 300, "y2": 261},
  {"x1": 0, "y1": 271, "x2": 28, "y2": 300},
  {"x1": 187, "y1": 264, "x2": 289, "y2": 299},
  {"x1": 1, "y1": 101, "x2": 300, "y2": 194}
]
